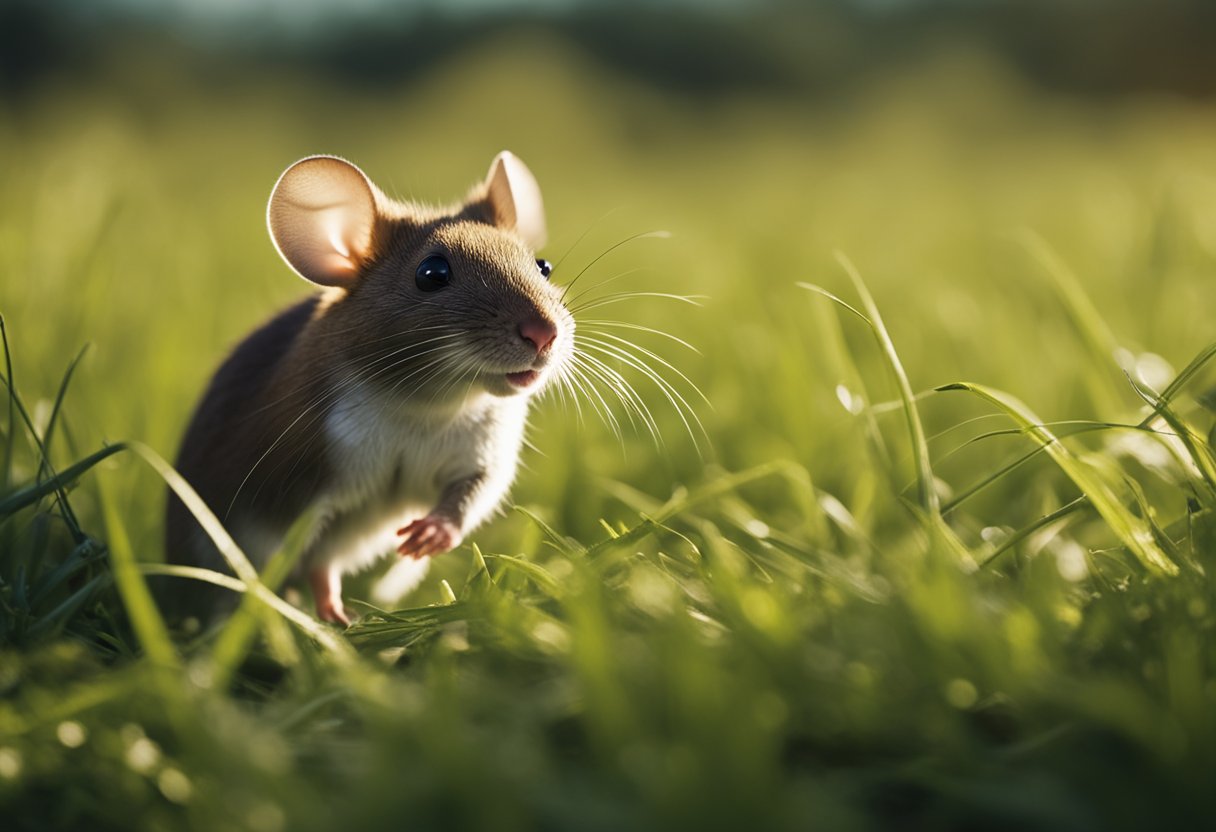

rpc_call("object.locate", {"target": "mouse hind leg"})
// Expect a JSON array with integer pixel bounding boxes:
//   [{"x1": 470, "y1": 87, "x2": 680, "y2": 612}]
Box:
[
  {"x1": 299, "y1": 504, "x2": 413, "y2": 626},
  {"x1": 308, "y1": 564, "x2": 350, "y2": 626}
]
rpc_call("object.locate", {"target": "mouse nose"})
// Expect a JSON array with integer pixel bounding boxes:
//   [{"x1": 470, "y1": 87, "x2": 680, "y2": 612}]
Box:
[{"x1": 518, "y1": 316, "x2": 558, "y2": 356}]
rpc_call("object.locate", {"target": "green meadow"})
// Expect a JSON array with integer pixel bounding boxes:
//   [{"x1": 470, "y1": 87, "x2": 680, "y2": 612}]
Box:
[{"x1": 3, "y1": 40, "x2": 1216, "y2": 829}]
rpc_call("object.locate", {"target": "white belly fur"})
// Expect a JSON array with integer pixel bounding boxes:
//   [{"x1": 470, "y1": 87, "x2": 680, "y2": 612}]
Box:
[{"x1": 307, "y1": 380, "x2": 528, "y2": 578}]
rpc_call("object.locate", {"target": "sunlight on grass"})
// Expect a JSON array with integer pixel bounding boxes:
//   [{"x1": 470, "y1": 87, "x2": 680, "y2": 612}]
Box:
[{"x1": 3, "y1": 40, "x2": 1216, "y2": 830}]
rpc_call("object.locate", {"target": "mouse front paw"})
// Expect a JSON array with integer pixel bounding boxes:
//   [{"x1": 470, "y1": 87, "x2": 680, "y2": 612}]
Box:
[{"x1": 396, "y1": 514, "x2": 462, "y2": 559}]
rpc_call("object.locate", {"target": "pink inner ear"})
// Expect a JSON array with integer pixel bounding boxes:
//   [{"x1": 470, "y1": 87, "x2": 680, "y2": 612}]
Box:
[{"x1": 318, "y1": 251, "x2": 358, "y2": 278}]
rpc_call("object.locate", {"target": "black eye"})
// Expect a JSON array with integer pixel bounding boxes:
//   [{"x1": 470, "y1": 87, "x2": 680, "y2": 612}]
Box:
[
  {"x1": 536, "y1": 259, "x2": 553, "y2": 279},
  {"x1": 416, "y1": 255, "x2": 451, "y2": 292}
]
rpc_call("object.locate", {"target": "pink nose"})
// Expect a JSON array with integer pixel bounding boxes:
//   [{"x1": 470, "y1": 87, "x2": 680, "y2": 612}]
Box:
[{"x1": 518, "y1": 317, "x2": 557, "y2": 355}]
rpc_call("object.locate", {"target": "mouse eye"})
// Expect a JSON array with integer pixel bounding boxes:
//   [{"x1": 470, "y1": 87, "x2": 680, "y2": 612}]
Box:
[
  {"x1": 536, "y1": 259, "x2": 553, "y2": 279},
  {"x1": 416, "y1": 255, "x2": 451, "y2": 292}
]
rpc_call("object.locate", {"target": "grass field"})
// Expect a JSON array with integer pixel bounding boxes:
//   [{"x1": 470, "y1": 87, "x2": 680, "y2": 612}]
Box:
[{"x1": 3, "y1": 40, "x2": 1216, "y2": 830}]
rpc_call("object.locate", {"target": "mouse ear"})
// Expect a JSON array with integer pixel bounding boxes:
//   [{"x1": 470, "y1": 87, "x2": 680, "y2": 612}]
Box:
[
  {"x1": 267, "y1": 156, "x2": 381, "y2": 287},
  {"x1": 484, "y1": 151, "x2": 547, "y2": 250}
]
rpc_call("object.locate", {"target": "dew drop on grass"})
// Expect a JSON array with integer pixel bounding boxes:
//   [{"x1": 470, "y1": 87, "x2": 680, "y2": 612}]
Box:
[
  {"x1": 125, "y1": 737, "x2": 162, "y2": 774},
  {"x1": 187, "y1": 660, "x2": 214, "y2": 690},
  {"x1": 944, "y1": 678, "x2": 978, "y2": 709},
  {"x1": 745, "y1": 519, "x2": 770, "y2": 538},
  {"x1": 1053, "y1": 539, "x2": 1089, "y2": 582},
  {"x1": 0, "y1": 748, "x2": 21, "y2": 780},
  {"x1": 56, "y1": 720, "x2": 87, "y2": 748},
  {"x1": 980, "y1": 526, "x2": 1009, "y2": 545},
  {"x1": 532, "y1": 620, "x2": 570, "y2": 653},
  {"x1": 1135, "y1": 352, "x2": 1174, "y2": 390},
  {"x1": 157, "y1": 767, "x2": 193, "y2": 804},
  {"x1": 835, "y1": 384, "x2": 864, "y2": 414}
]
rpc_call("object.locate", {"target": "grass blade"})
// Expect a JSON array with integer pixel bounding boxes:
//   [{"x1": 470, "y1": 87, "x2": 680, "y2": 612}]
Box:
[
  {"x1": 207, "y1": 510, "x2": 315, "y2": 690},
  {"x1": 978, "y1": 497, "x2": 1089, "y2": 568},
  {"x1": 1, "y1": 314, "x2": 14, "y2": 491},
  {"x1": 802, "y1": 257, "x2": 971, "y2": 562},
  {"x1": 37, "y1": 343, "x2": 89, "y2": 479},
  {"x1": 127, "y1": 442, "x2": 356, "y2": 662},
  {"x1": 1017, "y1": 230, "x2": 1124, "y2": 410},
  {"x1": 0, "y1": 444, "x2": 127, "y2": 518},
  {"x1": 804, "y1": 255, "x2": 939, "y2": 515},
  {"x1": 938, "y1": 381, "x2": 1179, "y2": 575},
  {"x1": 1143, "y1": 341, "x2": 1216, "y2": 422},
  {"x1": 97, "y1": 473, "x2": 179, "y2": 669}
]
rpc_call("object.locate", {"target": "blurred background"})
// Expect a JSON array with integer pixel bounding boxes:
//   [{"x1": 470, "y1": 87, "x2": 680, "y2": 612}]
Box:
[{"x1": 1, "y1": 0, "x2": 1215, "y2": 567}]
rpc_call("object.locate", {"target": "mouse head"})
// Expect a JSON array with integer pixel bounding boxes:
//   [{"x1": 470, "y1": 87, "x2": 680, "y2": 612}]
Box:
[{"x1": 267, "y1": 152, "x2": 573, "y2": 400}]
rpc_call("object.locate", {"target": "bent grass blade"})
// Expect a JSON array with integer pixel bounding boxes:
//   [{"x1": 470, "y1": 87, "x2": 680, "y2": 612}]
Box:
[{"x1": 937, "y1": 382, "x2": 1179, "y2": 575}]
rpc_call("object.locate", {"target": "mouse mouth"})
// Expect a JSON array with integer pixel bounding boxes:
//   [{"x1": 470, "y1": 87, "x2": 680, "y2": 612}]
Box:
[{"x1": 505, "y1": 369, "x2": 541, "y2": 389}]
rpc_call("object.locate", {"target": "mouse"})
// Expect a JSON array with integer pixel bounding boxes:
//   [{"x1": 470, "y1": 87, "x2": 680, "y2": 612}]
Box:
[{"x1": 164, "y1": 151, "x2": 572, "y2": 626}]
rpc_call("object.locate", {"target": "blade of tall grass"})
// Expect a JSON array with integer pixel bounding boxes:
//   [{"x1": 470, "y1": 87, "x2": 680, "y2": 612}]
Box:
[
  {"x1": 37, "y1": 344, "x2": 89, "y2": 480},
  {"x1": 0, "y1": 339, "x2": 85, "y2": 536},
  {"x1": 482, "y1": 554, "x2": 563, "y2": 597},
  {"x1": 978, "y1": 497, "x2": 1088, "y2": 568},
  {"x1": 1142, "y1": 341, "x2": 1216, "y2": 424},
  {"x1": 801, "y1": 257, "x2": 938, "y2": 514},
  {"x1": 513, "y1": 506, "x2": 583, "y2": 555},
  {"x1": 1017, "y1": 230, "x2": 1125, "y2": 411},
  {"x1": 25, "y1": 573, "x2": 112, "y2": 641},
  {"x1": 1, "y1": 314, "x2": 14, "y2": 492},
  {"x1": 28, "y1": 538, "x2": 105, "y2": 608},
  {"x1": 941, "y1": 422, "x2": 1173, "y2": 515},
  {"x1": 654, "y1": 459, "x2": 825, "y2": 536},
  {"x1": 1124, "y1": 373, "x2": 1216, "y2": 500},
  {"x1": 809, "y1": 289, "x2": 893, "y2": 472},
  {"x1": 128, "y1": 442, "x2": 356, "y2": 662},
  {"x1": 0, "y1": 444, "x2": 126, "y2": 518},
  {"x1": 938, "y1": 382, "x2": 1179, "y2": 575},
  {"x1": 344, "y1": 602, "x2": 475, "y2": 651},
  {"x1": 139, "y1": 563, "x2": 246, "y2": 593},
  {"x1": 207, "y1": 510, "x2": 315, "y2": 691},
  {"x1": 801, "y1": 256, "x2": 971, "y2": 561},
  {"x1": 97, "y1": 471, "x2": 179, "y2": 669}
]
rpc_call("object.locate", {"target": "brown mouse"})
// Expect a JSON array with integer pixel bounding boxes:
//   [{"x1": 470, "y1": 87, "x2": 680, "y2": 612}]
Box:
[{"x1": 165, "y1": 151, "x2": 572, "y2": 625}]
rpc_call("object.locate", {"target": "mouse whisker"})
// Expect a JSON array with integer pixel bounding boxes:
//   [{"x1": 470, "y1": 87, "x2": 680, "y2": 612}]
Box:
[
  {"x1": 573, "y1": 349, "x2": 662, "y2": 448},
  {"x1": 575, "y1": 319, "x2": 701, "y2": 354},
  {"x1": 570, "y1": 291, "x2": 707, "y2": 316},
  {"x1": 558, "y1": 229, "x2": 670, "y2": 305},
  {"x1": 562, "y1": 267, "x2": 646, "y2": 311},
  {"x1": 575, "y1": 336, "x2": 707, "y2": 456},
  {"x1": 551, "y1": 206, "x2": 627, "y2": 273},
  {"x1": 231, "y1": 335, "x2": 468, "y2": 511},
  {"x1": 564, "y1": 359, "x2": 623, "y2": 443}
]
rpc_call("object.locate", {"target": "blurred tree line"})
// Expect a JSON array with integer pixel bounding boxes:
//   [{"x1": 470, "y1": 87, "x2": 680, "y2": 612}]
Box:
[{"x1": 2, "y1": 0, "x2": 1214, "y2": 100}]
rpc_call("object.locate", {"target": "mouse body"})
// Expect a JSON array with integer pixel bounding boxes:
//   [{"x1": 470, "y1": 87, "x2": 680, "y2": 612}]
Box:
[{"x1": 165, "y1": 152, "x2": 571, "y2": 625}]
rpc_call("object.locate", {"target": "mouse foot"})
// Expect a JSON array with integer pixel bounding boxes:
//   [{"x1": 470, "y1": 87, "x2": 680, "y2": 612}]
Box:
[
  {"x1": 309, "y1": 566, "x2": 351, "y2": 626},
  {"x1": 397, "y1": 514, "x2": 462, "y2": 560},
  {"x1": 315, "y1": 596, "x2": 351, "y2": 627}
]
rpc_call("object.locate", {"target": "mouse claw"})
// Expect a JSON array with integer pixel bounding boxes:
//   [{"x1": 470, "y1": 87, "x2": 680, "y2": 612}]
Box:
[
  {"x1": 315, "y1": 596, "x2": 351, "y2": 627},
  {"x1": 397, "y1": 514, "x2": 462, "y2": 560}
]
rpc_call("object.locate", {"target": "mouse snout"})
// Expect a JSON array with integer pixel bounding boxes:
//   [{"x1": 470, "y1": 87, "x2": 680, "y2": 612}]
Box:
[{"x1": 518, "y1": 316, "x2": 558, "y2": 356}]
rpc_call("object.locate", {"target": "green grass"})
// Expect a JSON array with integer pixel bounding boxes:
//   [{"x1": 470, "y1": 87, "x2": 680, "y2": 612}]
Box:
[{"x1": 4, "y1": 41, "x2": 1216, "y2": 830}]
